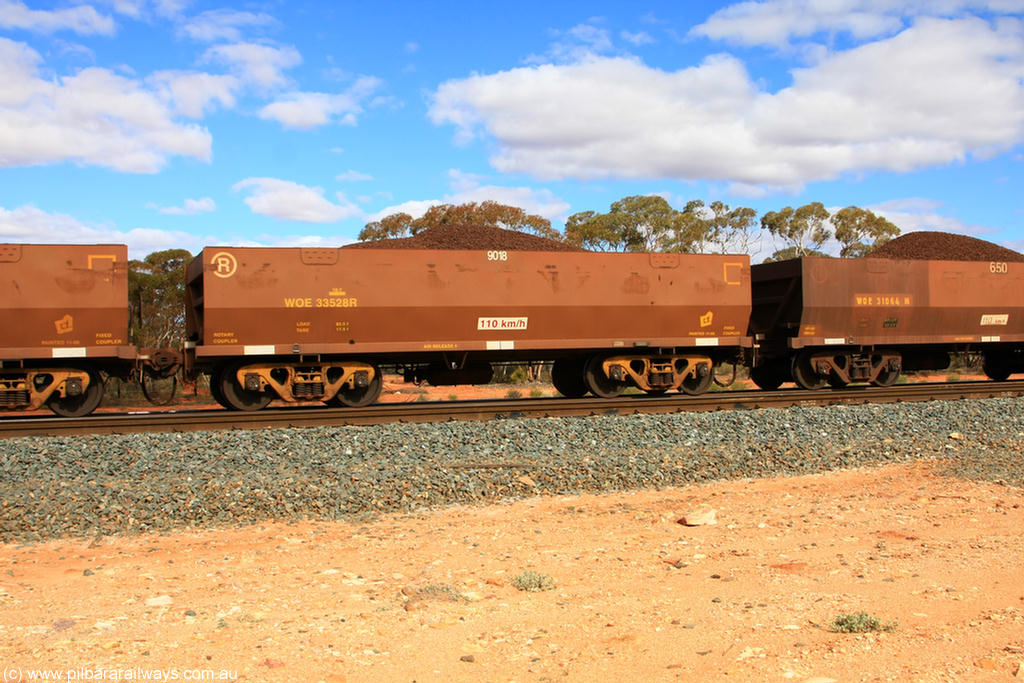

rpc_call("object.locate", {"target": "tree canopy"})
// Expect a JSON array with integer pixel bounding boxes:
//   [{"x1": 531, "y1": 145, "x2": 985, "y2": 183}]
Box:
[
  {"x1": 564, "y1": 196, "x2": 761, "y2": 255},
  {"x1": 563, "y1": 195, "x2": 693, "y2": 253},
  {"x1": 359, "y1": 201, "x2": 559, "y2": 242},
  {"x1": 832, "y1": 206, "x2": 901, "y2": 258},
  {"x1": 762, "y1": 202, "x2": 900, "y2": 261},
  {"x1": 128, "y1": 249, "x2": 191, "y2": 349}
]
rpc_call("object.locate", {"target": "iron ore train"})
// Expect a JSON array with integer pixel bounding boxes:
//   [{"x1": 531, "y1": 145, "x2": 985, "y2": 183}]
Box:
[{"x1": 3, "y1": 240, "x2": 1023, "y2": 416}]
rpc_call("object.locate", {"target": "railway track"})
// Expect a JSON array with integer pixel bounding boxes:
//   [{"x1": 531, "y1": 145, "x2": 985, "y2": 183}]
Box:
[{"x1": 2, "y1": 380, "x2": 1023, "y2": 439}]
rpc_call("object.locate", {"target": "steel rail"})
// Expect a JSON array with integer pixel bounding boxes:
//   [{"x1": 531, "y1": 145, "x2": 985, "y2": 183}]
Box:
[{"x1": 2, "y1": 380, "x2": 1023, "y2": 439}]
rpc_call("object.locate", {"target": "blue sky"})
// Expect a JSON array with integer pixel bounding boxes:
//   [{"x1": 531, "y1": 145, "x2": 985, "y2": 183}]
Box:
[{"x1": 1, "y1": 0, "x2": 1022, "y2": 260}]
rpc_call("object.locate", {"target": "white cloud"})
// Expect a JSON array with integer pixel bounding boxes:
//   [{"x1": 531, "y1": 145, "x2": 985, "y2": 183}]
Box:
[
  {"x1": 182, "y1": 9, "x2": 276, "y2": 42},
  {"x1": 690, "y1": 0, "x2": 1024, "y2": 47},
  {"x1": 621, "y1": 30, "x2": 655, "y2": 46},
  {"x1": 0, "y1": 204, "x2": 203, "y2": 258},
  {"x1": 366, "y1": 199, "x2": 441, "y2": 223},
  {"x1": 148, "y1": 70, "x2": 238, "y2": 118},
  {"x1": 446, "y1": 184, "x2": 571, "y2": 222},
  {"x1": 430, "y1": 16, "x2": 1024, "y2": 190},
  {"x1": 0, "y1": 38, "x2": 211, "y2": 173},
  {"x1": 202, "y1": 42, "x2": 301, "y2": 89},
  {"x1": 368, "y1": 170, "x2": 570, "y2": 224},
  {"x1": 0, "y1": 0, "x2": 115, "y2": 35},
  {"x1": 100, "y1": 0, "x2": 144, "y2": 18},
  {"x1": 528, "y1": 22, "x2": 617, "y2": 64},
  {"x1": 258, "y1": 76, "x2": 382, "y2": 129},
  {"x1": 233, "y1": 178, "x2": 362, "y2": 223},
  {"x1": 336, "y1": 170, "x2": 374, "y2": 181},
  {"x1": 148, "y1": 197, "x2": 216, "y2": 215},
  {"x1": 869, "y1": 197, "x2": 999, "y2": 237}
]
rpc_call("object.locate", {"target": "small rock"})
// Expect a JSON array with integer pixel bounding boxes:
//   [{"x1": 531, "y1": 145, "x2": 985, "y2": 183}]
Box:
[
  {"x1": 261, "y1": 659, "x2": 285, "y2": 669},
  {"x1": 517, "y1": 475, "x2": 537, "y2": 487},
  {"x1": 737, "y1": 646, "x2": 764, "y2": 661},
  {"x1": 678, "y1": 505, "x2": 717, "y2": 526},
  {"x1": 460, "y1": 655, "x2": 476, "y2": 663},
  {"x1": 1014, "y1": 661, "x2": 1024, "y2": 677},
  {"x1": 145, "y1": 595, "x2": 173, "y2": 607},
  {"x1": 52, "y1": 619, "x2": 76, "y2": 632},
  {"x1": 948, "y1": 432, "x2": 965, "y2": 441}
]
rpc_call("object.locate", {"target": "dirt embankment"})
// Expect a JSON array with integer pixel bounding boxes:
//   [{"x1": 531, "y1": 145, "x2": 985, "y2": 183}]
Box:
[{"x1": 1, "y1": 461, "x2": 1022, "y2": 683}]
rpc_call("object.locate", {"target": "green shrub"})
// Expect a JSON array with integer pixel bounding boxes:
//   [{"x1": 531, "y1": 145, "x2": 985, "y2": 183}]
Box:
[
  {"x1": 512, "y1": 571, "x2": 555, "y2": 592},
  {"x1": 829, "y1": 612, "x2": 897, "y2": 633}
]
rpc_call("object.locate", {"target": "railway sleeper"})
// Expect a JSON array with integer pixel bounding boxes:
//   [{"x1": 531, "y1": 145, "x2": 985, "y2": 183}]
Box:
[
  {"x1": 233, "y1": 362, "x2": 377, "y2": 403},
  {"x1": 601, "y1": 355, "x2": 714, "y2": 394},
  {"x1": 0, "y1": 368, "x2": 96, "y2": 412}
]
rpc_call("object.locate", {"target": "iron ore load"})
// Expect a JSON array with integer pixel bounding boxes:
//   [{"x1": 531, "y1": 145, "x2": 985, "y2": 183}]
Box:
[
  {"x1": 0, "y1": 244, "x2": 179, "y2": 416},
  {"x1": 183, "y1": 242, "x2": 753, "y2": 410}
]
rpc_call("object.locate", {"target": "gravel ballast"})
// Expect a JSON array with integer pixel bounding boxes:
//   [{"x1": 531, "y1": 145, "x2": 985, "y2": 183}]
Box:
[{"x1": 2, "y1": 398, "x2": 1023, "y2": 542}]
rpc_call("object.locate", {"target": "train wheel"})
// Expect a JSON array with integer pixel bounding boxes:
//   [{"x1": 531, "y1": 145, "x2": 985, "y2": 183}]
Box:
[
  {"x1": 828, "y1": 373, "x2": 849, "y2": 388},
  {"x1": 792, "y1": 352, "x2": 826, "y2": 390},
  {"x1": 584, "y1": 356, "x2": 625, "y2": 398},
  {"x1": 328, "y1": 367, "x2": 383, "y2": 407},
  {"x1": 749, "y1": 364, "x2": 784, "y2": 391},
  {"x1": 217, "y1": 363, "x2": 272, "y2": 411},
  {"x1": 48, "y1": 369, "x2": 105, "y2": 417},
  {"x1": 551, "y1": 358, "x2": 588, "y2": 398},
  {"x1": 141, "y1": 371, "x2": 177, "y2": 405},
  {"x1": 679, "y1": 365, "x2": 713, "y2": 395},
  {"x1": 982, "y1": 353, "x2": 1012, "y2": 381},
  {"x1": 208, "y1": 370, "x2": 230, "y2": 409},
  {"x1": 871, "y1": 369, "x2": 900, "y2": 387}
]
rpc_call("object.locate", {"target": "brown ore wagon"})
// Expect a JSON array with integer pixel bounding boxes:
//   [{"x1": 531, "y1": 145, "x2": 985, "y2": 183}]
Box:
[
  {"x1": 185, "y1": 247, "x2": 752, "y2": 409},
  {"x1": 749, "y1": 256, "x2": 1024, "y2": 389},
  {"x1": 1, "y1": 243, "x2": 136, "y2": 416}
]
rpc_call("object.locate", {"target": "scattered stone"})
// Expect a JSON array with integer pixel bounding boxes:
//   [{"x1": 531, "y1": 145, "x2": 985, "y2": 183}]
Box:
[
  {"x1": 52, "y1": 619, "x2": 76, "y2": 632},
  {"x1": 3, "y1": 397, "x2": 1024, "y2": 542},
  {"x1": 949, "y1": 432, "x2": 965, "y2": 441},
  {"x1": 145, "y1": 595, "x2": 173, "y2": 607},
  {"x1": 517, "y1": 475, "x2": 538, "y2": 488},
  {"x1": 261, "y1": 659, "x2": 285, "y2": 669},
  {"x1": 679, "y1": 505, "x2": 717, "y2": 527},
  {"x1": 737, "y1": 646, "x2": 765, "y2": 660},
  {"x1": 459, "y1": 655, "x2": 476, "y2": 663}
]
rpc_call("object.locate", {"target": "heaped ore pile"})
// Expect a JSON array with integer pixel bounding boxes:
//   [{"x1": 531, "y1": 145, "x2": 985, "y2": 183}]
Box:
[
  {"x1": 870, "y1": 231, "x2": 1024, "y2": 261},
  {"x1": 345, "y1": 224, "x2": 581, "y2": 251}
]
